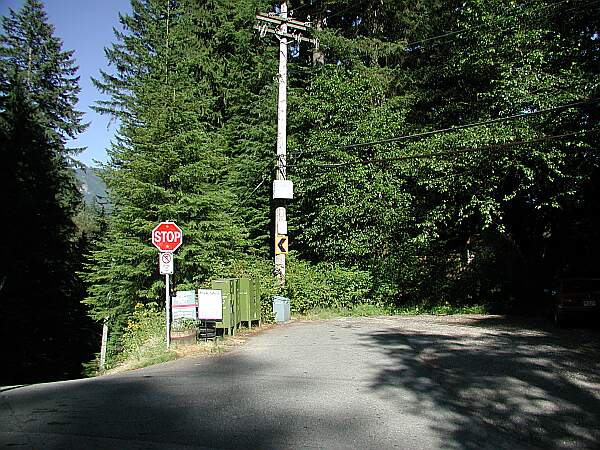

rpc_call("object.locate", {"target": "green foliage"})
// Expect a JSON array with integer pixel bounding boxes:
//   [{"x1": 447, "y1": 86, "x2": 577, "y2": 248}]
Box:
[
  {"x1": 120, "y1": 302, "x2": 168, "y2": 365},
  {"x1": 83, "y1": 0, "x2": 272, "y2": 354},
  {"x1": 390, "y1": 303, "x2": 488, "y2": 316},
  {"x1": 283, "y1": 254, "x2": 373, "y2": 313},
  {"x1": 289, "y1": 0, "x2": 600, "y2": 309},
  {"x1": 80, "y1": 0, "x2": 600, "y2": 368},
  {"x1": 296, "y1": 302, "x2": 487, "y2": 320},
  {"x1": 297, "y1": 304, "x2": 391, "y2": 321}
]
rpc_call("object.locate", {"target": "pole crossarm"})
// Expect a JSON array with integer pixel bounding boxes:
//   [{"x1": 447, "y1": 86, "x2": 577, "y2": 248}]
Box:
[
  {"x1": 254, "y1": 25, "x2": 318, "y2": 45},
  {"x1": 255, "y1": 13, "x2": 319, "y2": 48},
  {"x1": 256, "y1": 13, "x2": 311, "y2": 31}
]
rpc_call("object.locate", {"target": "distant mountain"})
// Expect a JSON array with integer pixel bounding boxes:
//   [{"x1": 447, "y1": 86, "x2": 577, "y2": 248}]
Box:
[{"x1": 74, "y1": 165, "x2": 109, "y2": 205}]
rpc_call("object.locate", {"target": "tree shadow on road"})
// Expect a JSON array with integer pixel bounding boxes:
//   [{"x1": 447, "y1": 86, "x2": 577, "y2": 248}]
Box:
[
  {"x1": 361, "y1": 316, "x2": 600, "y2": 450},
  {"x1": 1, "y1": 351, "x2": 374, "y2": 449}
]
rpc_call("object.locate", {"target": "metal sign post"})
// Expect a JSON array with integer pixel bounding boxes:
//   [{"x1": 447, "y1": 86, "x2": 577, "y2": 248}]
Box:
[
  {"x1": 165, "y1": 273, "x2": 171, "y2": 348},
  {"x1": 153, "y1": 222, "x2": 183, "y2": 349},
  {"x1": 99, "y1": 317, "x2": 109, "y2": 371},
  {"x1": 159, "y1": 251, "x2": 175, "y2": 348}
]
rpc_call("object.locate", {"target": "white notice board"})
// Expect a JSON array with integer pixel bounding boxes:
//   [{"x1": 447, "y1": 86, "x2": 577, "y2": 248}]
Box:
[
  {"x1": 172, "y1": 290, "x2": 197, "y2": 320},
  {"x1": 172, "y1": 306, "x2": 197, "y2": 321},
  {"x1": 198, "y1": 289, "x2": 223, "y2": 321},
  {"x1": 173, "y1": 290, "x2": 196, "y2": 307}
]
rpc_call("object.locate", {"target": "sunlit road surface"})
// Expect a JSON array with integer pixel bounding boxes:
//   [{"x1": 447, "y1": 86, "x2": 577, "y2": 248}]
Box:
[{"x1": 2, "y1": 315, "x2": 599, "y2": 449}]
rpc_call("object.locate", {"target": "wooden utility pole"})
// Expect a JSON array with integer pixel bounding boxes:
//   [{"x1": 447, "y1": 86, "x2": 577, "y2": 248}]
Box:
[{"x1": 255, "y1": 1, "x2": 318, "y2": 288}]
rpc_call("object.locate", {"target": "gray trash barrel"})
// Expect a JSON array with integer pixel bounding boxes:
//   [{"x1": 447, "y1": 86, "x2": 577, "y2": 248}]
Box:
[{"x1": 272, "y1": 296, "x2": 291, "y2": 323}]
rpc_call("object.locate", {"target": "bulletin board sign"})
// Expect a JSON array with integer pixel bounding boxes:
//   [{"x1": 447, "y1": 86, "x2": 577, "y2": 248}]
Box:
[
  {"x1": 173, "y1": 290, "x2": 196, "y2": 307},
  {"x1": 172, "y1": 306, "x2": 197, "y2": 321},
  {"x1": 197, "y1": 289, "x2": 223, "y2": 321},
  {"x1": 172, "y1": 290, "x2": 197, "y2": 321}
]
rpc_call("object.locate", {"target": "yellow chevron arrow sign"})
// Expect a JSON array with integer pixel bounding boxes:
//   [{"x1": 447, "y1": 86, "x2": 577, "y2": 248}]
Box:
[{"x1": 275, "y1": 235, "x2": 288, "y2": 255}]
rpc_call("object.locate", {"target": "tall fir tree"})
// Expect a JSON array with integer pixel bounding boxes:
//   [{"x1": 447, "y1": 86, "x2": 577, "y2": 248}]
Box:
[
  {"x1": 0, "y1": 0, "x2": 93, "y2": 384},
  {"x1": 0, "y1": 0, "x2": 85, "y2": 147},
  {"x1": 83, "y1": 0, "x2": 276, "y2": 360}
]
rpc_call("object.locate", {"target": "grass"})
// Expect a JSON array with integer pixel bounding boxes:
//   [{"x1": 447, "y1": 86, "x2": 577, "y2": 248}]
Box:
[
  {"x1": 295, "y1": 304, "x2": 391, "y2": 320},
  {"x1": 294, "y1": 302, "x2": 488, "y2": 321},
  {"x1": 391, "y1": 302, "x2": 488, "y2": 316},
  {"x1": 111, "y1": 351, "x2": 179, "y2": 373},
  {"x1": 100, "y1": 325, "x2": 271, "y2": 376}
]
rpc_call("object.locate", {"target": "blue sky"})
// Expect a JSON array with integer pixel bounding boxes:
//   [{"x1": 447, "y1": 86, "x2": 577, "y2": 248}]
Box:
[{"x1": 1, "y1": 0, "x2": 132, "y2": 167}]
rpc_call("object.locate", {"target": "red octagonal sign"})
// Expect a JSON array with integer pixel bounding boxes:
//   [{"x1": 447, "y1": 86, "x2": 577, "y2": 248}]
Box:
[{"x1": 152, "y1": 222, "x2": 183, "y2": 252}]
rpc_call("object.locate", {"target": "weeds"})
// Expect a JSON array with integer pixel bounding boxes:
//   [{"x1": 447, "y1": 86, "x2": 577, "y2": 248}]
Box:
[{"x1": 295, "y1": 302, "x2": 487, "y2": 321}]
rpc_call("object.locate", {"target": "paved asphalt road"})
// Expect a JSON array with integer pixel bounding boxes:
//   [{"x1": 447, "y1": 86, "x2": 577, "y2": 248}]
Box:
[{"x1": 1, "y1": 315, "x2": 600, "y2": 450}]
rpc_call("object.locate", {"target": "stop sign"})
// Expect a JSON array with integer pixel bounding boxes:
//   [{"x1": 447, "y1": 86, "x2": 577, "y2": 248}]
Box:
[{"x1": 152, "y1": 222, "x2": 183, "y2": 252}]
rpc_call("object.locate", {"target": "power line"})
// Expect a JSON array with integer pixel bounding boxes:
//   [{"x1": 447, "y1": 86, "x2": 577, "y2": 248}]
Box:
[
  {"x1": 288, "y1": 0, "x2": 323, "y2": 15},
  {"x1": 277, "y1": 0, "x2": 368, "y2": 23},
  {"x1": 406, "y1": 0, "x2": 570, "y2": 47},
  {"x1": 325, "y1": 0, "x2": 370, "y2": 20},
  {"x1": 285, "y1": 96, "x2": 600, "y2": 163},
  {"x1": 228, "y1": 160, "x2": 273, "y2": 214},
  {"x1": 308, "y1": 128, "x2": 599, "y2": 169},
  {"x1": 291, "y1": 1, "x2": 600, "y2": 157},
  {"x1": 288, "y1": 2, "x2": 312, "y2": 13},
  {"x1": 342, "y1": 98, "x2": 599, "y2": 150},
  {"x1": 406, "y1": 28, "x2": 468, "y2": 48},
  {"x1": 290, "y1": 0, "x2": 599, "y2": 49}
]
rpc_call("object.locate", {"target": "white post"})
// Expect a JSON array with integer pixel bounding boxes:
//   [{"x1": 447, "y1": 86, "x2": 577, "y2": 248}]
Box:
[
  {"x1": 99, "y1": 317, "x2": 108, "y2": 371},
  {"x1": 165, "y1": 273, "x2": 171, "y2": 349},
  {"x1": 275, "y1": 0, "x2": 288, "y2": 288}
]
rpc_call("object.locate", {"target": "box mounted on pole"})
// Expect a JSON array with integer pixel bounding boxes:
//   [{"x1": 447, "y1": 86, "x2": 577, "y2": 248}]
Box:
[{"x1": 273, "y1": 180, "x2": 293, "y2": 199}]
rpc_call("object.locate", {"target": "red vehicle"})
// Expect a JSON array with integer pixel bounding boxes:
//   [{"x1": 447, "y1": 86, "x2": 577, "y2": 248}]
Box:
[{"x1": 554, "y1": 278, "x2": 600, "y2": 326}]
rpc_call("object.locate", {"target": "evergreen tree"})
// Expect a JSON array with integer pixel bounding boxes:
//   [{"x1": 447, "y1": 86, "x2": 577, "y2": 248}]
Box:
[
  {"x1": 0, "y1": 0, "x2": 85, "y2": 147},
  {"x1": 83, "y1": 0, "x2": 275, "y2": 360},
  {"x1": 0, "y1": 0, "x2": 93, "y2": 384}
]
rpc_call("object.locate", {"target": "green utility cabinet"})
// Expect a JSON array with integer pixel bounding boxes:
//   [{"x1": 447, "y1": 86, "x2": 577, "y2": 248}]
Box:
[
  {"x1": 232, "y1": 278, "x2": 241, "y2": 327},
  {"x1": 211, "y1": 279, "x2": 237, "y2": 335},
  {"x1": 251, "y1": 278, "x2": 261, "y2": 327},
  {"x1": 238, "y1": 278, "x2": 261, "y2": 328}
]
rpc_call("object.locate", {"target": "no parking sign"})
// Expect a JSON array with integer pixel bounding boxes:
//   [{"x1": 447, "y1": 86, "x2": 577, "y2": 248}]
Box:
[{"x1": 159, "y1": 252, "x2": 174, "y2": 274}]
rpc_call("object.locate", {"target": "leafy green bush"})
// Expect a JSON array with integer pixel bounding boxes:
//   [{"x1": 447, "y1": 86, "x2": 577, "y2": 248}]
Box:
[
  {"x1": 121, "y1": 302, "x2": 166, "y2": 362},
  {"x1": 283, "y1": 255, "x2": 373, "y2": 313}
]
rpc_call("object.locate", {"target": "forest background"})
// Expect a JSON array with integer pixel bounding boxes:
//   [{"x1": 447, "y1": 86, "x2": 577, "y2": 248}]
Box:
[{"x1": 1, "y1": 0, "x2": 598, "y2": 384}]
